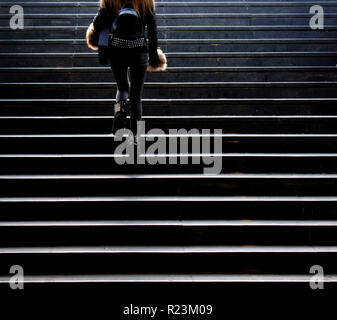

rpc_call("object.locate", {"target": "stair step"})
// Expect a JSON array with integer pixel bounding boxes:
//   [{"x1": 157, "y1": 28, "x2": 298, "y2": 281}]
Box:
[
  {"x1": 2, "y1": 245, "x2": 337, "y2": 254},
  {"x1": 0, "y1": 153, "x2": 336, "y2": 174},
  {"x1": 0, "y1": 133, "x2": 336, "y2": 154},
  {"x1": 1, "y1": 173, "x2": 335, "y2": 178},
  {"x1": 0, "y1": 23, "x2": 337, "y2": 40},
  {"x1": 0, "y1": 245, "x2": 336, "y2": 274},
  {"x1": 1, "y1": 217, "x2": 336, "y2": 246},
  {"x1": 0, "y1": 199, "x2": 333, "y2": 220},
  {"x1": 1, "y1": 196, "x2": 337, "y2": 202},
  {"x1": 1, "y1": 115, "x2": 337, "y2": 134},
  {"x1": 1, "y1": 173, "x2": 337, "y2": 197},
  {"x1": 2, "y1": 25, "x2": 337, "y2": 40},
  {"x1": 1, "y1": 13, "x2": 337, "y2": 27},
  {"x1": 2, "y1": 66, "x2": 337, "y2": 82},
  {"x1": 2, "y1": 220, "x2": 336, "y2": 227},
  {"x1": 1, "y1": 52, "x2": 336, "y2": 67},
  {"x1": 1, "y1": 81, "x2": 336, "y2": 99},
  {"x1": 1, "y1": 274, "x2": 337, "y2": 284},
  {"x1": 1, "y1": 98, "x2": 337, "y2": 116},
  {"x1": 1, "y1": 1, "x2": 337, "y2": 14},
  {"x1": 2, "y1": 38, "x2": 336, "y2": 53}
]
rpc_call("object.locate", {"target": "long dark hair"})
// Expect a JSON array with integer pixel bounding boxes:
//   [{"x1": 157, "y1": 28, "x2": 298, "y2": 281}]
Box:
[{"x1": 100, "y1": 0, "x2": 155, "y2": 20}]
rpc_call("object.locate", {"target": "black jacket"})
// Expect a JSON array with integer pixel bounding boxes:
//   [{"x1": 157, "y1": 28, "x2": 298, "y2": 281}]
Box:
[{"x1": 92, "y1": 4, "x2": 160, "y2": 66}]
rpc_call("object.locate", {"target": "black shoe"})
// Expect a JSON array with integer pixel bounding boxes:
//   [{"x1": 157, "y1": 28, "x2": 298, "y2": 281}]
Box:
[{"x1": 112, "y1": 101, "x2": 130, "y2": 134}]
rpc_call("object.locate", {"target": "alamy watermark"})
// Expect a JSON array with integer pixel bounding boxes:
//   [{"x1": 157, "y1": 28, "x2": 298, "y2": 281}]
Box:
[
  {"x1": 9, "y1": 265, "x2": 24, "y2": 290},
  {"x1": 9, "y1": 5, "x2": 24, "y2": 30},
  {"x1": 310, "y1": 5, "x2": 324, "y2": 30},
  {"x1": 113, "y1": 121, "x2": 223, "y2": 175},
  {"x1": 309, "y1": 265, "x2": 324, "y2": 290}
]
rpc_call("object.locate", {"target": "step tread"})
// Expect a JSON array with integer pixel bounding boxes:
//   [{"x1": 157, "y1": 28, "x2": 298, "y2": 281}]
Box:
[
  {"x1": 3, "y1": 115, "x2": 337, "y2": 119},
  {"x1": 2, "y1": 81, "x2": 336, "y2": 86},
  {"x1": 2, "y1": 38, "x2": 337, "y2": 43},
  {"x1": 2, "y1": 98, "x2": 337, "y2": 103},
  {"x1": 2, "y1": 52, "x2": 337, "y2": 57},
  {"x1": 1, "y1": 220, "x2": 336, "y2": 227},
  {"x1": 1, "y1": 1, "x2": 336, "y2": 6},
  {"x1": 1, "y1": 245, "x2": 337, "y2": 254},
  {"x1": 1, "y1": 133, "x2": 336, "y2": 137},
  {"x1": 2, "y1": 13, "x2": 337, "y2": 17},
  {"x1": 0, "y1": 173, "x2": 337, "y2": 179},
  {"x1": 0, "y1": 196, "x2": 337, "y2": 202},
  {"x1": 1, "y1": 1, "x2": 337, "y2": 6},
  {"x1": 2, "y1": 115, "x2": 337, "y2": 119},
  {"x1": 1, "y1": 66, "x2": 336, "y2": 71},
  {"x1": 1, "y1": 153, "x2": 336, "y2": 158},
  {"x1": 2, "y1": 25, "x2": 337, "y2": 30},
  {"x1": 1, "y1": 274, "x2": 336, "y2": 283}
]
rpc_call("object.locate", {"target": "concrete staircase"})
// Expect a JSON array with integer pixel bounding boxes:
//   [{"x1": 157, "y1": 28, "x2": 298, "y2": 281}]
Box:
[{"x1": 1, "y1": 0, "x2": 337, "y2": 296}]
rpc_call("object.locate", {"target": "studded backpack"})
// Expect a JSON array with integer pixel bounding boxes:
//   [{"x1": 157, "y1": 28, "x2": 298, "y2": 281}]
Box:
[{"x1": 109, "y1": 7, "x2": 146, "y2": 49}]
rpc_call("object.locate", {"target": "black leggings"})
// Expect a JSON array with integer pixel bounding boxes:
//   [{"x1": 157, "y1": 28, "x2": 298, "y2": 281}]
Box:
[{"x1": 109, "y1": 48, "x2": 148, "y2": 134}]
